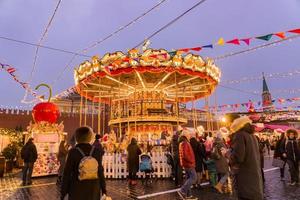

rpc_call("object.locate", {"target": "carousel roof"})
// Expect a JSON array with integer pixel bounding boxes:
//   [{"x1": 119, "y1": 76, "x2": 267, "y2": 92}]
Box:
[{"x1": 74, "y1": 48, "x2": 221, "y2": 103}]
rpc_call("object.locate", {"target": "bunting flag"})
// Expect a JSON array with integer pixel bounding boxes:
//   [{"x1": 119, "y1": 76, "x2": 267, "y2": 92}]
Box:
[
  {"x1": 216, "y1": 38, "x2": 225, "y2": 46},
  {"x1": 288, "y1": 28, "x2": 300, "y2": 34},
  {"x1": 190, "y1": 47, "x2": 202, "y2": 51},
  {"x1": 240, "y1": 38, "x2": 251, "y2": 45},
  {"x1": 275, "y1": 32, "x2": 285, "y2": 39},
  {"x1": 256, "y1": 34, "x2": 273, "y2": 41},
  {"x1": 226, "y1": 38, "x2": 240, "y2": 45},
  {"x1": 202, "y1": 44, "x2": 213, "y2": 49}
]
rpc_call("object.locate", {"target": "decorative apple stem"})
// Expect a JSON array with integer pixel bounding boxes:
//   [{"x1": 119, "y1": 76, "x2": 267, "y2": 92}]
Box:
[
  {"x1": 35, "y1": 83, "x2": 52, "y2": 102},
  {"x1": 32, "y1": 83, "x2": 60, "y2": 124}
]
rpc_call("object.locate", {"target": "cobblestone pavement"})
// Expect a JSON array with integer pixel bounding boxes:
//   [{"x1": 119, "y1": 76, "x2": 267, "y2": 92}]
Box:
[{"x1": 0, "y1": 157, "x2": 300, "y2": 200}]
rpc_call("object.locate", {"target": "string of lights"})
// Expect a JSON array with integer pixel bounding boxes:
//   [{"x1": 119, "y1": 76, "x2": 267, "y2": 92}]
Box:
[
  {"x1": 23, "y1": 0, "x2": 63, "y2": 104},
  {"x1": 51, "y1": 0, "x2": 168, "y2": 86},
  {"x1": 221, "y1": 69, "x2": 300, "y2": 84},
  {"x1": 133, "y1": 0, "x2": 208, "y2": 48}
]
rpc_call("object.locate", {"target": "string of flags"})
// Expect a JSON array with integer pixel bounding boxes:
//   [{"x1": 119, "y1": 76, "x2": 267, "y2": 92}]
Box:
[
  {"x1": 208, "y1": 96, "x2": 300, "y2": 112},
  {"x1": 171, "y1": 28, "x2": 300, "y2": 54},
  {"x1": 0, "y1": 62, "x2": 40, "y2": 101}
]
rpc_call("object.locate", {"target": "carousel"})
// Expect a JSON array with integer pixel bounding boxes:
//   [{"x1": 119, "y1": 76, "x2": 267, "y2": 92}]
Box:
[{"x1": 74, "y1": 48, "x2": 221, "y2": 153}]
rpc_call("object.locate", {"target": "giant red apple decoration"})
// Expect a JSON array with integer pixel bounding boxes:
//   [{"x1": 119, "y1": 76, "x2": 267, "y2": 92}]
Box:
[{"x1": 32, "y1": 84, "x2": 60, "y2": 124}]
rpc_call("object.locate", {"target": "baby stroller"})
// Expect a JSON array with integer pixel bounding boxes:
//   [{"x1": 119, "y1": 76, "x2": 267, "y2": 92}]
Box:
[{"x1": 139, "y1": 153, "x2": 154, "y2": 185}]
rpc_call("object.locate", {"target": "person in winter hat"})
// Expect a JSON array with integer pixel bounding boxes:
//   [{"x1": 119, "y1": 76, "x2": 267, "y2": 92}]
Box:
[
  {"x1": 178, "y1": 130, "x2": 197, "y2": 199},
  {"x1": 222, "y1": 116, "x2": 263, "y2": 200},
  {"x1": 280, "y1": 129, "x2": 300, "y2": 185},
  {"x1": 21, "y1": 137, "x2": 38, "y2": 186},
  {"x1": 61, "y1": 126, "x2": 106, "y2": 200}
]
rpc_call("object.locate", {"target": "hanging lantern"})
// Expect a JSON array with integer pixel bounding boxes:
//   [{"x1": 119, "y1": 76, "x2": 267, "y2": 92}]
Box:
[{"x1": 32, "y1": 84, "x2": 60, "y2": 124}]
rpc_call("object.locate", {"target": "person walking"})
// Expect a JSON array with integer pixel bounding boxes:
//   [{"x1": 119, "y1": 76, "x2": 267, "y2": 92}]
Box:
[
  {"x1": 61, "y1": 127, "x2": 106, "y2": 200},
  {"x1": 178, "y1": 131, "x2": 197, "y2": 200},
  {"x1": 211, "y1": 132, "x2": 229, "y2": 193},
  {"x1": 190, "y1": 134, "x2": 205, "y2": 188},
  {"x1": 222, "y1": 115, "x2": 263, "y2": 200},
  {"x1": 274, "y1": 131, "x2": 286, "y2": 180},
  {"x1": 21, "y1": 137, "x2": 38, "y2": 186},
  {"x1": 57, "y1": 136, "x2": 69, "y2": 185},
  {"x1": 127, "y1": 137, "x2": 142, "y2": 185},
  {"x1": 280, "y1": 129, "x2": 300, "y2": 185},
  {"x1": 92, "y1": 134, "x2": 104, "y2": 153},
  {"x1": 171, "y1": 128, "x2": 183, "y2": 186}
]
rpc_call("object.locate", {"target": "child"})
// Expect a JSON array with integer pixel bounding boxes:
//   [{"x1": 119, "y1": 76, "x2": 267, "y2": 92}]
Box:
[{"x1": 204, "y1": 157, "x2": 217, "y2": 187}]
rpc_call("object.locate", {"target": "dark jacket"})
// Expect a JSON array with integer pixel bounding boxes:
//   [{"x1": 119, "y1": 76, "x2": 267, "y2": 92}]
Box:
[
  {"x1": 211, "y1": 138, "x2": 229, "y2": 174},
  {"x1": 190, "y1": 137, "x2": 205, "y2": 172},
  {"x1": 92, "y1": 140, "x2": 104, "y2": 156},
  {"x1": 127, "y1": 138, "x2": 142, "y2": 173},
  {"x1": 171, "y1": 131, "x2": 181, "y2": 158},
  {"x1": 58, "y1": 141, "x2": 68, "y2": 160},
  {"x1": 179, "y1": 136, "x2": 195, "y2": 169},
  {"x1": 274, "y1": 138, "x2": 285, "y2": 159},
  {"x1": 21, "y1": 141, "x2": 38, "y2": 163},
  {"x1": 61, "y1": 143, "x2": 106, "y2": 200},
  {"x1": 228, "y1": 116, "x2": 263, "y2": 200},
  {"x1": 280, "y1": 138, "x2": 300, "y2": 161}
]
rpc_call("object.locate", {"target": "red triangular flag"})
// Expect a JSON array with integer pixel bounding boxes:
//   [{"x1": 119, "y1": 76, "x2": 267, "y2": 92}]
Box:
[
  {"x1": 190, "y1": 47, "x2": 202, "y2": 51},
  {"x1": 178, "y1": 48, "x2": 190, "y2": 53},
  {"x1": 275, "y1": 32, "x2": 285, "y2": 39},
  {"x1": 7, "y1": 67, "x2": 16, "y2": 74},
  {"x1": 240, "y1": 38, "x2": 251, "y2": 45},
  {"x1": 226, "y1": 39, "x2": 240, "y2": 45},
  {"x1": 288, "y1": 28, "x2": 300, "y2": 34}
]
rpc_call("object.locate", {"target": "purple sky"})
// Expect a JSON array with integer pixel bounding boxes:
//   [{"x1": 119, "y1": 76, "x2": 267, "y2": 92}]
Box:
[{"x1": 0, "y1": 0, "x2": 300, "y2": 110}]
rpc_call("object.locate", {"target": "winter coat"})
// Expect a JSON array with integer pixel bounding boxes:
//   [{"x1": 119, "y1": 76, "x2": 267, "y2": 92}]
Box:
[
  {"x1": 61, "y1": 143, "x2": 106, "y2": 200},
  {"x1": 127, "y1": 138, "x2": 142, "y2": 173},
  {"x1": 274, "y1": 137, "x2": 285, "y2": 159},
  {"x1": 190, "y1": 137, "x2": 205, "y2": 172},
  {"x1": 58, "y1": 141, "x2": 68, "y2": 160},
  {"x1": 21, "y1": 141, "x2": 38, "y2": 163},
  {"x1": 171, "y1": 131, "x2": 181, "y2": 158},
  {"x1": 92, "y1": 140, "x2": 104, "y2": 156},
  {"x1": 280, "y1": 138, "x2": 300, "y2": 162},
  {"x1": 211, "y1": 138, "x2": 229, "y2": 174},
  {"x1": 179, "y1": 136, "x2": 195, "y2": 169},
  {"x1": 228, "y1": 116, "x2": 263, "y2": 200}
]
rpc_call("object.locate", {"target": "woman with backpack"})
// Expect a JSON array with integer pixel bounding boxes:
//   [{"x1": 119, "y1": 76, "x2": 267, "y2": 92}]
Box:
[
  {"x1": 61, "y1": 127, "x2": 107, "y2": 200},
  {"x1": 127, "y1": 138, "x2": 142, "y2": 185}
]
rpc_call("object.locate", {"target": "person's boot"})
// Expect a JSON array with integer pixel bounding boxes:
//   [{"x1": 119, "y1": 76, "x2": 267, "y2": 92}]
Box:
[{"x1": 214, "y1": 183, "x2": 223, "y2": 193}]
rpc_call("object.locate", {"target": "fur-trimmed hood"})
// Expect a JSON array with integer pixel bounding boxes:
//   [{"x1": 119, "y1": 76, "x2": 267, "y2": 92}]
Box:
[{"x1": 230, "y1": 116, "x2": 253, "y2": 133}]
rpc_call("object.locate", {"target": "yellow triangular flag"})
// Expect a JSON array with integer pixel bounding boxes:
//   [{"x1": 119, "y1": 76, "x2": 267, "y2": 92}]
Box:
[{"x1": 217, "y1": 37, "x2": 225, "y2": 46}]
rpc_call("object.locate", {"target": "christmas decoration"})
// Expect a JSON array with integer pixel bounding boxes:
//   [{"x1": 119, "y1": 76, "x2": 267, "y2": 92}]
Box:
[{"x1": 32, "y1": 84, "x2": 60, "y2": 123}]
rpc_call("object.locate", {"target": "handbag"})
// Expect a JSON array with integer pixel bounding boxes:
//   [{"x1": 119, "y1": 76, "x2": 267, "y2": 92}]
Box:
[{"x1": 272, "y1": 158, "x2": 285, "y2": 168}]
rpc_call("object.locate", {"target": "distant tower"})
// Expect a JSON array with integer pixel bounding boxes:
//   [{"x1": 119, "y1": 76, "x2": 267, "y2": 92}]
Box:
[{"x1": 262, "y1": 73, "x2": 273, "y2": 111}]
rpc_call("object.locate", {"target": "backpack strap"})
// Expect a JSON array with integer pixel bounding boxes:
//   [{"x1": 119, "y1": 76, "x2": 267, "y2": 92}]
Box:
[
  {"x1": 89, "y1": 146, "x2": 95, "y2": 156},
  {"x1": 76, "y1": 147, "x2": 86, "y2": 157}
]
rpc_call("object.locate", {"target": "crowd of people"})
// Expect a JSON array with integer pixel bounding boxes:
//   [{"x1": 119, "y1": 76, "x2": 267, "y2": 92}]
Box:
[{"x1": 19, "y1": 113, "x2": 300, "y2": 200}]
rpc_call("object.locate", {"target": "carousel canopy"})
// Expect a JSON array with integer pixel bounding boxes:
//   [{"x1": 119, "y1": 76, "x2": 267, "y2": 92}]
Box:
[{"x1": 74, "y1": 49, "x2": 221, "y2": 103}]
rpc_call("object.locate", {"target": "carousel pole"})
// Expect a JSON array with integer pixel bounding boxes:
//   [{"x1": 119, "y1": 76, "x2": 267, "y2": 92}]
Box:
[
  {"x1": 79, "y1": 93, "x2": 83, "y2": 126},
  {"x1": 190, "y1": 84, "x2": 196, "y2": 130},
  {"x1": 134, "y1": 72, "x2": 137, "y2": 138},
  {"x1": 98, "y1": 78, "x2": 101, "y2": 135},
  {"x1": 92, "y1": 97, "x2": 94, "y2": 130},
  {"x1": 175, "y1": 72, "x2": 179, "y2": 127},
  {"x1": 102, "y1": 103, "x2": 105, "y2": 135},
  {"x1": 214, "y1": 92, "x2": 220, "y2": 130},
  {"x1": 118, "y1": 77, "x2": 122, "y2": 139},
  {"x1": 84, "y1": 91, "x2": 88, "y2": 126}
]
